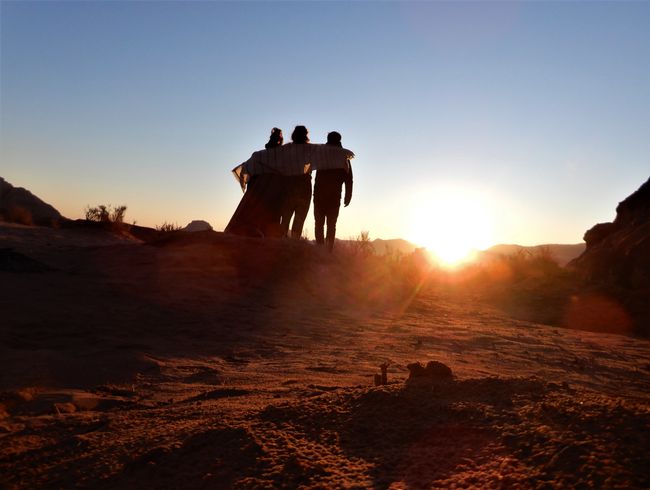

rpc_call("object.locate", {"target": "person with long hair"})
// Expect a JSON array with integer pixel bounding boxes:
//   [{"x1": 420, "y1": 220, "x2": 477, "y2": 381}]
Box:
[
  {"x1": 225, "y1": 127, "x2": 285, "y2": 237},
  {"x1": 265, "y1": 127, "x2": 283, "y2": 149}
]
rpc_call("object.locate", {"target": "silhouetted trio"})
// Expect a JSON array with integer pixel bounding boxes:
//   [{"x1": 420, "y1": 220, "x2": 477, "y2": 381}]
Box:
[{"x1": 226, "y1": 126, "x2": 354, "y2": 251}]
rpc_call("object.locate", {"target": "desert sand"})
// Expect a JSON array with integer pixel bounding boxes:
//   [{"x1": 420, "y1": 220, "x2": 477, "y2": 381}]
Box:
[{"x1": 1, "y1": 222, "x2": 649, "y2": 489}]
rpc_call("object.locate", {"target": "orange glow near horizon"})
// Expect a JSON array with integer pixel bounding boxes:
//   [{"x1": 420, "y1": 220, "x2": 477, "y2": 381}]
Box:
[{"x1": 408, "y1": 185, "x2": 496, "y2": 267}]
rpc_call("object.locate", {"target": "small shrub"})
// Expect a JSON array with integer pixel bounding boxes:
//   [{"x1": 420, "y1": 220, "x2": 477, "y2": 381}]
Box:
[
  {"x1": 84, "y1": 204, "x2": 127, "y2": 224},
  {"x1": 156, "y1": 222, "x2": 182, "y2": 232},
  {"x1": 5, "y1": 206, "x2": 33, "y2": 225},
  {"x1": 111, "y1": 205, "x2": 127, "y2": 223},
  {"x1": 85, "y1": 205, "x2": 109, "y2": 222},
  {"x1": 348, "y1": 230, "x2": 374, "y2": 257}
]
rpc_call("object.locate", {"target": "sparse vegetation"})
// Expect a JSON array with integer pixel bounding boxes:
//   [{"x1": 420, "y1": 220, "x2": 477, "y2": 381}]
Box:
[
  {"x1": 490, "y1": 246, "x2": 564, "y2": 282},
  {"x1": 156, "y1": 222, "x2": 183, "y2": 232},
  {"x1": 333, "y1": 237, "x2": 579, "y2": 327},
  {"x1": 4, "y1": 206, "x2": 33, "y2": 226},
  {"x1": 379, "y1": 245, "x2": 404, "y2": 265},
  {"x1": 344, "y1": 230, "x2": 374, "y2": 257},
  {"x1": 84, "y1": 204, "x2": 127, "y2": 224}
]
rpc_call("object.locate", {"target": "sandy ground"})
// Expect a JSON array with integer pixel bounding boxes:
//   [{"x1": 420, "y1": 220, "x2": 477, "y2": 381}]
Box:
[{"x1": 1, "y1": 223, "x2": 649, "y2": 489}]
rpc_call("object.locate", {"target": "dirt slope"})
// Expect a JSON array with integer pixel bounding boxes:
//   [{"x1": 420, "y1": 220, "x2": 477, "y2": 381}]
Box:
[{"x1": 1, "y1": 224, "x2": 649, "y2": 489}]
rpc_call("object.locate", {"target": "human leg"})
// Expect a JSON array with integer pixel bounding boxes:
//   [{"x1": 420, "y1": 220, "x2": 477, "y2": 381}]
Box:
[
  {"x1": 265, "y1": 174, "x2": 288, "y2": 237},
  {"x1": 291, "y1": 193, "x2": 310, "y2": 239},
  {"x1": 314, "y1": 202, "x2": 326, "y2": 244},
  {"x1": 279, "y1": 188, "x2": 296, "y2": 238},
  {"x1": 289, "y1": 178, "x2": 312, "y2": 239},
  {"x1": 325, "y1": 203, "x2": 340, "y2": 251}
]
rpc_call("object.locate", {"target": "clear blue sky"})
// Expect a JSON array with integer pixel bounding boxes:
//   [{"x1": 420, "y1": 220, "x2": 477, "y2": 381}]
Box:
[{"x1": 2, "y1": 1, "x2": 649, "y2": 246}]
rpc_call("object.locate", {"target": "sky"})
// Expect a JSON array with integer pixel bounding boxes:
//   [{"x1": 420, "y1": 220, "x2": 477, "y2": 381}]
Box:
[{"x1": 1, "y1": 0, "x2": 649, "y2": 248}]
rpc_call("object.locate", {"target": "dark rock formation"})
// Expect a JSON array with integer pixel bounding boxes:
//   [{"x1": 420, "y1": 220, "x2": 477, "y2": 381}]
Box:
[
  {"x1": 583, "y1": 222, "x2": 617, "y2": 248},
  {"x1": 0, "y1": 177, "x2": 63, "y2": 226},
  {"x1": 407, "y1": 361, "x2": 453, "y2": 381},
  {"x1": 615, "y1": 178, "x2": 650, "y2": 226},
  {"x1": 569, "y1": 177, "x2": 650, "y2": 335},
  {"x1": 183, "y1": 220, "x2": 213, "y2": 232},
  {"x1": 571, "y1": 177, "x2": 650, "y2": 289}
]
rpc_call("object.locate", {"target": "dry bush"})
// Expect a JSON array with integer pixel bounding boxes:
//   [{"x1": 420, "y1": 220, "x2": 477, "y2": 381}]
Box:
[
  {"x1": 84, "y1": 204, "x2": 128, "y2": 233},
  {"x1": 85, "y1": 204, "x2": 127, "y2": 224},
  {"x1": 346, "y1": 244, "x2": 579, "y2": 325},
  {"x1": 468, "y1": 247, "x2": 564, "y2": 285},
  {"x1": 452, "y1": 250, "x2": 579, "y2": 326},
  {"x1": 4, "y1": 206, "x2": 33, "y2": 225},
  {"x1": 156, "y1": 222, "x2": 182, "y2": 232},
  {"x1": 341, "y1": 230, "x2": 374, "y2": 257},
  {"x1": 330, "y1": 241, "x2": 446, "y2": 308}
]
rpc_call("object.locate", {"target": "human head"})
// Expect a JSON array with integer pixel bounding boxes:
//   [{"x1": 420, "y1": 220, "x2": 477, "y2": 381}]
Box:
[
  {"x1": 326, "y1": 131, "x2": 342, "y2": 147},
  {"x1": 265, "y1": 127, "x2": 283, "y2": 149},
  {"x1": 291, "y1": 125, "x2": 310, "y2": 144}
]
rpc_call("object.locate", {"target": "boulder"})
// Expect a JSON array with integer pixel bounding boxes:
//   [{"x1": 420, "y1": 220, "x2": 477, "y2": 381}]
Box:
[
  {"x1": 182, "y1": 220, "x2": 213, "y2": 233},
  {"x1": 407, "y1": 361, "x2": 453, "y2": 381}
]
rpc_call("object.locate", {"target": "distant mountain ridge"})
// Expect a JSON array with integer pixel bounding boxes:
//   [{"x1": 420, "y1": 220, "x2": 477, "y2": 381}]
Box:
[
  {"x1": 371, "y1": 238, "x2": 419, "y2": 256},
  {"x1": 369, "y1": 238, "x2": 585, "y2": 266},
  {"x1": 483, "y1": 243, "x2": 586, "y2": 267}
]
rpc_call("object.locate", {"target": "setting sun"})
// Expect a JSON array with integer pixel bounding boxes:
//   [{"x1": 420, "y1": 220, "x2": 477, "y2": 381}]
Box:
[{"x1": 408, "y1": 185, "x2": 495, "y2": 266}]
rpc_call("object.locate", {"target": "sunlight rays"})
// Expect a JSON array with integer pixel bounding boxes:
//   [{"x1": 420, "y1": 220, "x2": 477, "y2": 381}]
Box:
[{"x1": 408, "y1": 184, "x2": 495, "y2": 267}]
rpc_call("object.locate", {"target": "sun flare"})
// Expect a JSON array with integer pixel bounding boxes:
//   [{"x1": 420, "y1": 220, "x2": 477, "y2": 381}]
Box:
[{"x1": 408, "y1": 185, "x2": 495, "y2": 267}]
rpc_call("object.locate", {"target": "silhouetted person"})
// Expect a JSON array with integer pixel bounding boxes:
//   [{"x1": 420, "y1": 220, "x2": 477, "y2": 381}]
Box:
[
  {"x1": 280, "y1": 125, "x2": 312, "y2": 238},
  {"x1": 247, "y1": 127, "x2": 284, "y2": 187},
  {"x1": 225, "y1": 127, "x2": 285, "y2": 237},
  {"x1": 265, "y1": 127, "x2": 284, "y2": 149},
  {"x1": 313, "y1": 131, "x2": 353, "y2": 251}
]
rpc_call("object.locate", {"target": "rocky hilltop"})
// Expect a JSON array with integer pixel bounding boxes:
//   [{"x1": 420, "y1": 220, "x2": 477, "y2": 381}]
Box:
[
  {"x1": 0, "y1": 177, "x2": 63, "y2": 226},
  {"x1": 571, "y1": 177, "x2": 650, "y2": 288},
  {"x1": 569, "y1": 177, "x2": 650, "y2": 336}
]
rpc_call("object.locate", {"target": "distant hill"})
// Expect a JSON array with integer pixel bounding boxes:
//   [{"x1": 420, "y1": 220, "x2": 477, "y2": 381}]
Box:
[
  {"x1": 371, "y1": 238, "x2": 420, "y2": 256},
  {"x1": 0, "y1": 177, "x2": 63, "y2": 226},
  {"x1": 367, "y1": 239, "x2": 585, "y2": 266},
  {"x1": 482, "y1": 243, "x2": 586, "y2": 267},
  {"x1": 364, "y1": 238, "x2": 584, "y2": 265}
]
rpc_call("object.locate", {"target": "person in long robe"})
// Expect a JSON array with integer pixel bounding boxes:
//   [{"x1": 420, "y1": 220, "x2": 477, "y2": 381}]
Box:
[{"x1": 224, "y1": 128, "x2": 286, "y2": 237}]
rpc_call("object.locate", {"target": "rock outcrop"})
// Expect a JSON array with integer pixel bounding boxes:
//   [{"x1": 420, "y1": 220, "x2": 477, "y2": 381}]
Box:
[
  {"x1": 406, "y1": 361, "x2": 454, "y2": 382},
  {"x1": 569, "y1": 177, "x2": 650, "y2": 335},
  {"x1": 0, "y1": 177, "x2": 63, "y2": 226},
  {"x1": 183, "y1": 220, "x2": 213, "y2": 232},
  {"x1": 570, "y1": 177, "x2": 650, "y2": 289}
]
